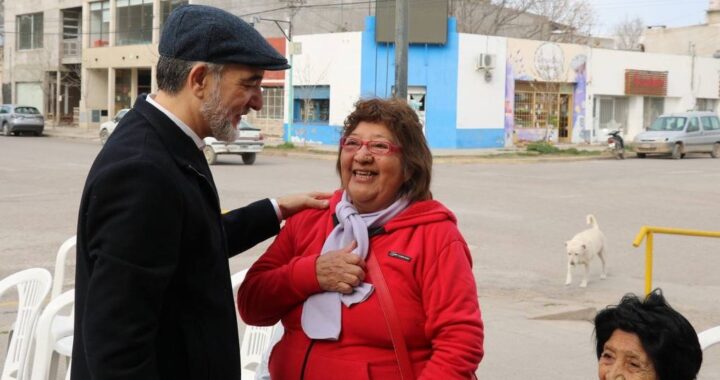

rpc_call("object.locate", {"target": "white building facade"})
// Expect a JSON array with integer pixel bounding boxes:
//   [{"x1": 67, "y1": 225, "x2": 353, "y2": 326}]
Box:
[{"x1": 286, "y1": 16, "x2": 720, "y2": 148}]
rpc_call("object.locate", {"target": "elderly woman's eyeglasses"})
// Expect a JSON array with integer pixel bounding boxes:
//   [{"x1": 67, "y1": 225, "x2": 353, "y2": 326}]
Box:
[{"x1": 340, "y1": 137, "x2": 402, "y2": 156}]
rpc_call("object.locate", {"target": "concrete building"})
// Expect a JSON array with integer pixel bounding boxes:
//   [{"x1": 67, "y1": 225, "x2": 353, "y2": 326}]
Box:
[
  {"x1": 78, "y1": 0, "x2": 377, "y2": 131},
  {"x1": 3, "y1": 0, "x2": 81, "y2": 123},
  {"x1": 642, "y1": 0, "x2": 720, "y2": 58},
  {"x1": 3, "y1": 0, "x2": 375, "y2": 130},
  {"x1": 285, "y1": 16, "x2": 720, "y2": 148}
]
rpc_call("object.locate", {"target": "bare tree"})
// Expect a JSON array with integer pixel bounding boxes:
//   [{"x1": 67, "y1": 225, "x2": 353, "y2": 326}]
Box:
[
  {"x1": 613, "y1": 17, "x2": 644, "y2": 51},
  {"x1": 449, "y1": 0, "x2": 595, "y2": 43},
  {"x1": 449, "y1": 0, "x2": 534, "y2": 35}
]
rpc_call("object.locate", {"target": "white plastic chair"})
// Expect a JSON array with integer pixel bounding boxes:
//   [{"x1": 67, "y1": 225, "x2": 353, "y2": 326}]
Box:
[
  {"x1": 231, "y1": 268, "x2": 279, "y2": 378},
  {"x1": 240, "y1": 325, "x2": 278, "y2": 378},
  {"x1": 30, "y1": 289, "x2": 75, "y2": 380},
  {"x1": 0, "y1": 268, "x2": 53, "y2": 380},
  {"x1": 48, "y1": 236, "x2": 76, "y2": 378},
  {"x1": 51, "y1": 236, "x2": 76, "y2": 300},
  {"x1": 698, "y1": 325, "x2": 720, "y2": 350}
]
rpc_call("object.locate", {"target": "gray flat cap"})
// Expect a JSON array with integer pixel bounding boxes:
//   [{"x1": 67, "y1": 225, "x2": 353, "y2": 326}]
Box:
[{"x1": 159, "y1": 4, "x2": 290, "y2": 70}]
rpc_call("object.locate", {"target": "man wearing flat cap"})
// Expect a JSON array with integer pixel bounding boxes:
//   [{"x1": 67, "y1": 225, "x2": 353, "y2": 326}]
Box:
[{"x1": 72, "y1": 5, "x2": 330, "y2": 379}]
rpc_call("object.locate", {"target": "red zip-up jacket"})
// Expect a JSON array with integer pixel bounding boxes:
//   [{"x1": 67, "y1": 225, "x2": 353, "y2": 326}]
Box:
[{"x1": 238, "y1": 190, "x2": 484, "y2": 379}]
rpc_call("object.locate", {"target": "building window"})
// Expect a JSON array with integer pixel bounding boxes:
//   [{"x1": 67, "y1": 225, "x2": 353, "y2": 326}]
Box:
[
  {"x1": 89, "y1": 1, "x2": 110, "y2": 47},
  {"x1": 296, "y1": 99, "x2": 330, "y2": 123},
  {"x1": 696, "y1": 98, "x2": 717, "y2": 112},
  {"x1": 17, "y1": 13, "x2": 43, "y2": 50},
  {"x1": 257, "y1": 87, "x2": 284, "y2": 120},
  {"x1": 115, "y1": 69, "x2": 132, "y2": 112},
  {"x1": 116, "y1": 0, "x2": 153, "y2": 46},
  {"x1": 595, "y1": 96, "x2": 629, "y2": 134},
  {"x1": 160, "y1": 0, "x2": 188, "y2": 30},
  {"x1": 293, "y1": 86, "x2": 330, "y2": 123},
  {"x1": 643, "y1": 97, "x2": 664, "y2": 129}
]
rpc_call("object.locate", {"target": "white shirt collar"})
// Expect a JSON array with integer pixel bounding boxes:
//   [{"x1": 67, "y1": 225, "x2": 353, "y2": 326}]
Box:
[{"x1": 146, "y1": 94, "x2": 205, "y2": 150}]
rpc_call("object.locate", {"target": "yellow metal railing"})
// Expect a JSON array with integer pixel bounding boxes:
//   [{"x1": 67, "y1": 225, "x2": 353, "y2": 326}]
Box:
[{"x1": 633, "y1": 226, "x2": 720, "y2": 295}]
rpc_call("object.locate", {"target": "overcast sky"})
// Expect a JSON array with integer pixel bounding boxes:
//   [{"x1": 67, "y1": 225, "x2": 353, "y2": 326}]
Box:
[{"x1": 589, "y1": 0, "x2": 711, "y2": 36}]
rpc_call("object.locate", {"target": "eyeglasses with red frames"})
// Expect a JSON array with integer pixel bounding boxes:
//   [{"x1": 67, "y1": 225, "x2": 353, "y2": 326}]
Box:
[{"x1": 340, "y1": 137, "x2": 402, "y2": 156}]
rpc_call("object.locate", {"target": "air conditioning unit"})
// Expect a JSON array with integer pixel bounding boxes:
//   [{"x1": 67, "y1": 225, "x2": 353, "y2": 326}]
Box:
[{"x1": 476, "y1": 53, "x2": 496, "y2": 71}]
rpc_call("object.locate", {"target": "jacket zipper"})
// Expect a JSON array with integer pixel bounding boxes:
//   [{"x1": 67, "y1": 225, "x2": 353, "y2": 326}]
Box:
[{"x1": 299, "y1": 340, "x2": 316, "y2": 380}]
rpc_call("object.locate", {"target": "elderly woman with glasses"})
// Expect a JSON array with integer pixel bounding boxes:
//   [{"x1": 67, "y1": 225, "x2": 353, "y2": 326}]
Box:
[{"x1": 238, "y1": 98, "x2": 484, "y2": 379}]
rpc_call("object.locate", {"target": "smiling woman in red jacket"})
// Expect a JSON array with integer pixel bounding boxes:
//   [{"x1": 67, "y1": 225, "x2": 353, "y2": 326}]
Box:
[{"x1": 238, "y1": 98, "x2": 484, "y2": 379}]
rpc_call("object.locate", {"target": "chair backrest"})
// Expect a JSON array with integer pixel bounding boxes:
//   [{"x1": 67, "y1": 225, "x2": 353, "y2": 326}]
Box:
[
  {"x1": 0, "y1": 268, "x2": 52, "y2": 380},
  {"x1": 698, "y1": 325, "x2": 720, "y2": 351},
  {"x1": 240, "y1": 325, "x2": 277, "y2": 373},
  {"x1": 51, "y1": 236, "x2": 76, "y2": 300},
  {"x1": 30, "y1": 289, "x2": 75, "y2": 380}
]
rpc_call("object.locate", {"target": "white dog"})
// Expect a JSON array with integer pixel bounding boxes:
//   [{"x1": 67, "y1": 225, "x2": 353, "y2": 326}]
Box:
[{"x1": 565, "y1": 214, "x2": 607, "y2": 288}]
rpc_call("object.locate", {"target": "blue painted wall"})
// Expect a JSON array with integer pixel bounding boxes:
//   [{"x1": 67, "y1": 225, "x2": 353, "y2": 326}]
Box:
[
  {"x1": 360, "y1": 16, "x2": 459, "y2": 148},
  {"x1": 283, "y1": 123, "x2": 343, "y2": 145},
  {"x1": 456, "y1": 129, "x2": 505, "y2": 148}
]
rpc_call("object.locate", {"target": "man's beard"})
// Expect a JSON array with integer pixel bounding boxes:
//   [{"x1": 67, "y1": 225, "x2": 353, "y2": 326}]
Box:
[{"x1": 200, "y1": 84, "x2": 239, "y2": 142}]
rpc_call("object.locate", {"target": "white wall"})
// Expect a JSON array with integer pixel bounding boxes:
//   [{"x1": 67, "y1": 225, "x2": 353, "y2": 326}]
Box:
[
  {"x1": 587, "y1": 48, "x2": 720, "y2": 140},
  {"x1": 694, "y1": 56, "x2": 720, "y2": 103},
  {"x1": 456, "y1": 34, "x2": 507, "y2": 130},
  {"x1": 589, "y1": 49, "x2": 719, "y2": 104},
  {"x1": 292, "y1": 32, "x2": 362, "y2": 126}
]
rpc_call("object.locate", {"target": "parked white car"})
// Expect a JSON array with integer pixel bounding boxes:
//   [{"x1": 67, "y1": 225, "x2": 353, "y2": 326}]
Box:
[
  {"x1": 203, "y1": 120, "x2": 264, "y2": 165},
  {"x1": 99, "y1": 108, "x2": 130, "y2": 145},
  {"x1": 633, "y1": 111, "x2": 720, "y2": 159}
]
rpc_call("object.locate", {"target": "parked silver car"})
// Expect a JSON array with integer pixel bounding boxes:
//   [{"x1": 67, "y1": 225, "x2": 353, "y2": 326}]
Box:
[
  {"x1": 0, "y1": 104, "x2": 45, "y2": 136},
  {"x1": 203, "y1": 120, "x2": 264, "y2": 165},
  {"x1": 633, "y1": 111, "x2": 720, "y2": 159}
]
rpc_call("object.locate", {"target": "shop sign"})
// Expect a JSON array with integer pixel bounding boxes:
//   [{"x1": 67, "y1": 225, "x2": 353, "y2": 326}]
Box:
[{"x1": 625, "y1": 70, "x2": 668, "y2": 96}]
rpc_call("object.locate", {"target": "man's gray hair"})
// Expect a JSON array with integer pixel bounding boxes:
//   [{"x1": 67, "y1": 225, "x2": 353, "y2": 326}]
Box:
[{"x1": 156, "y1": 56, "x2": 224, "y2": 94}]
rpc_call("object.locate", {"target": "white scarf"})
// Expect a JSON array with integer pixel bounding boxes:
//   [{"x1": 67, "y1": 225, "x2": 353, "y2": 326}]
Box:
[{"x1": 301, "y1": 191, "x2": 409, "y2": 340}]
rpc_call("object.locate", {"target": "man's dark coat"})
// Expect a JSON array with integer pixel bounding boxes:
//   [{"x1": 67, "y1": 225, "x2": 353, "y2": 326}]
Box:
[{"x1": 71, "y1": 95, "x2": 279, "y2": 379}]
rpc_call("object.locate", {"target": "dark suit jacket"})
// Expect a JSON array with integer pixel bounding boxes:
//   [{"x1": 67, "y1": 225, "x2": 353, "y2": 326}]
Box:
[{"x1": 71, "y1": 95, "x2": 279, "y2": 380}]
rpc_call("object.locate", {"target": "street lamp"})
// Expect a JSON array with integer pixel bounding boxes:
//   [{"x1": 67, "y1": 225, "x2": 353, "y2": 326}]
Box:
[{"x1": 254, "y1": 16, "x2": 294, "y2": 143}]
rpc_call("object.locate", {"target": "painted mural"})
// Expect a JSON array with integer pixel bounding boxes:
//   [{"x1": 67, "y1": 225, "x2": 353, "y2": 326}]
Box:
[
  {"x1": 570, "y1": 55, "x2": 588, "y2": 142},
  {"x1": 504, "y1": 60, "x2": 515, "y2": 148},
  {"x1": 503, "y1": 39, "x2": 588, "y2": 144}
]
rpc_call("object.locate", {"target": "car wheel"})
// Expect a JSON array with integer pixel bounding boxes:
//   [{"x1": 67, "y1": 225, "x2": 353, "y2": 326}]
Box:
[
  {"x1": 671, "y1": 144, "x2": 683, "y2": 160},
  {"x1": 636, "y1": 153, "x2": 646, "y2": 158},
  {"x1": 711, "y1": 143, "x2": 720, "y2": 158},
  {"x1": 2, "y1": 123, "x2": 10, "y2": 137},
  {"x1": 204, "y1": 146, "x2": 217, "y2": 165},
  {"x1": 99, "y1": 129, "x2": 109, "y2": 145},
  {"x1": 241, "y1": 153, "x2": 256, "y2": 165}
]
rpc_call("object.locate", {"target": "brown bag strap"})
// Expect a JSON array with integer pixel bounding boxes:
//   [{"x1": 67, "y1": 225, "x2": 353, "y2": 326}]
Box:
[{"x1": 367, "y1": 251, "x2": 415, "y2": 380}]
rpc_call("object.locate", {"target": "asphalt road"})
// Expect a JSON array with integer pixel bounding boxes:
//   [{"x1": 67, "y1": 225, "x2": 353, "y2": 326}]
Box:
[{"x1": 1, "y1": 135, "x2": 719, "y2": 379}]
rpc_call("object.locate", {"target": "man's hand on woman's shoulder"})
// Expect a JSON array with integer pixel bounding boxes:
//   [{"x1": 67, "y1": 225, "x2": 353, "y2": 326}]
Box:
[{"x1": 277, "y1": 191, "x2": 332, "y2": 219}]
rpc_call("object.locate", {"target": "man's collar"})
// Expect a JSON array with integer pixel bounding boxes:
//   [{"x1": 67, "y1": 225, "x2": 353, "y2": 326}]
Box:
[{"x1": 146, "y1": 94, "x2": 205, "y2": 150}]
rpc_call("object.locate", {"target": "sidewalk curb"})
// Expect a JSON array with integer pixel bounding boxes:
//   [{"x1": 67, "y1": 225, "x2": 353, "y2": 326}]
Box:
[{"x1": 43, "y1": 129, "x2": 615, "y2": 162}]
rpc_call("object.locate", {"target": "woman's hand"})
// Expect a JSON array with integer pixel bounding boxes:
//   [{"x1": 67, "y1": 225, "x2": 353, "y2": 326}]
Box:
[{"x1": 316, "y1": 241, "x2": 366, "y2": 294}]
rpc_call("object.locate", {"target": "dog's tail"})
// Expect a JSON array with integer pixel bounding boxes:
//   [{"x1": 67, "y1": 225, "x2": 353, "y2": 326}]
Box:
[{"x1": 586, "y1": 214, "x2": 599, "y2": 229}]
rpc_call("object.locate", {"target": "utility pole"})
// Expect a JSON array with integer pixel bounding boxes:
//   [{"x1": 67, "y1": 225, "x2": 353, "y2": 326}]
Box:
[
  {"x1": 393, "y1": 0, "x2": 408, "y2": 100},
  {"x1": 690, "y1": 42, "x2": 696, "y2": 110},
  {"x1": 286, "y1": 19, "x2": 294, "y2": 143}
]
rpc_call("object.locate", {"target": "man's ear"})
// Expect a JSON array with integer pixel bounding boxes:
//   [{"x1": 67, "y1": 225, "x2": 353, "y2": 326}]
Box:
[{"x1": 187, "y1": 63, "x2": 210, "y2": 99}]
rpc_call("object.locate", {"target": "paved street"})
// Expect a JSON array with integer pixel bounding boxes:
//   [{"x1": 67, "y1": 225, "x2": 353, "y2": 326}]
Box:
[{"x1": 1, "y1": 135, "x2": 719, "y2": 378}]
